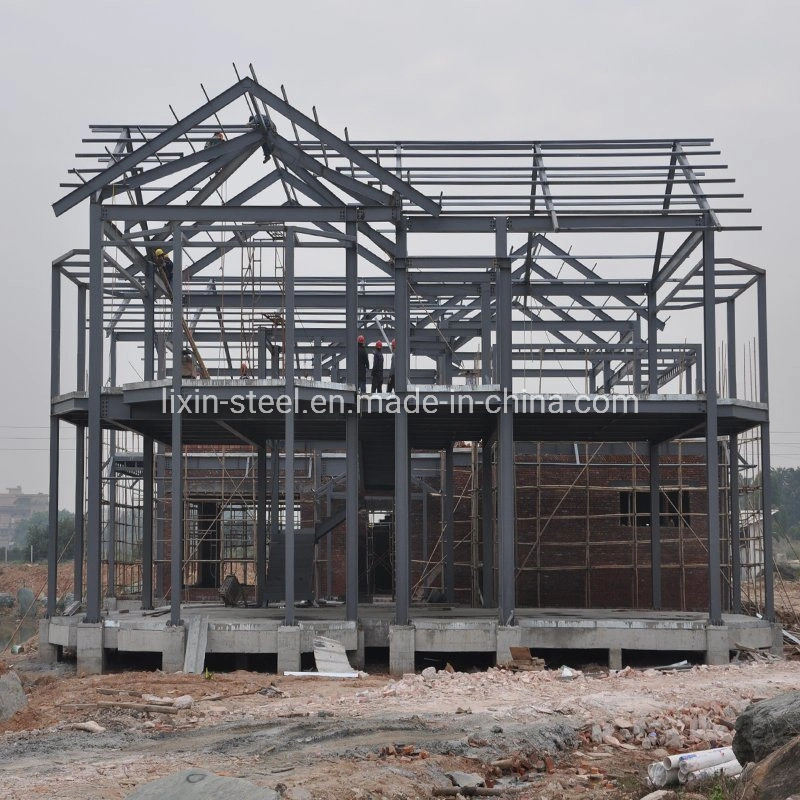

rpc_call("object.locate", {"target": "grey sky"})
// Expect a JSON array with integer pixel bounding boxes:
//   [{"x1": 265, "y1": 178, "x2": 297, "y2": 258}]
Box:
[{"x1": 1, "y1": 0, "x2": 798, "y2": 502}]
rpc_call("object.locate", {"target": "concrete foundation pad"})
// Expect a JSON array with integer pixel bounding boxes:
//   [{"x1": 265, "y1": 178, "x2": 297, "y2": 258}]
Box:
[
  {"x1": 38, "y1": 619, "x2": 58, "y2": 664},
  {"x1": 277, "y1": 626, "x2": 301, "y2": 673},
  {"x1": 389, "y1": 625, "x2": 415, "y2": 676},
  {"x1": 56, "y1": 605, "x2": 778, "y2": 674},
  {"x1": 77, "y1": 622, "x2": 105, "y2": 675},
  {"x1": 496, "y1": 625, "x2": 521, "y2": 665},
  {"x1": 162, "y1": 625, "x2": 187, "y2": 673},
  {"x1": 705, "y1": 625, "x2": 731, "y2": 665}
]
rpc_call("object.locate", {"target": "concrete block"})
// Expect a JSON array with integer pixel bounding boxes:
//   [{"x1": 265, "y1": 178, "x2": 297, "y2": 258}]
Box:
[
  {"x1": 77, "y1": 622, "x2": 105, "y2": 675},
  {"x1": 706, "y1": 625, "x2": 730, "y2": 666},
  {"x1": 350, "y1": 627, "x2": 365, "y2": 671},
  {"x1": 162, "y1": 625, "x2": 186, "y2": 673},
  {"x1": 389, "y1": 625, "x2": 415, "y2": 676},
  {"x1": 771, "y1": 623, "x2": 785, "y2": 657},
  {"x1": 496, "y1": 625, "x2": 521, "y2": 665},
  {"x1": 277, "y1": 626, "x2": 301, "y2": 674},
  {"x1": 38, "y1": 619, "x2": 58, "y2": 664},
  {"x1": 608, "y1": 647, "x2": 623, "y2": 671}
]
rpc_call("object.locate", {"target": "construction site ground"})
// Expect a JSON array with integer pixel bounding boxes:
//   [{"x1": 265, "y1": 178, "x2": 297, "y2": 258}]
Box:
[
  {"x1": 2, "y1": 644, "x2": 800, "y2": 800},
  {"x1": 3, "y1": 564, "x2": 800, "y2": 799}
]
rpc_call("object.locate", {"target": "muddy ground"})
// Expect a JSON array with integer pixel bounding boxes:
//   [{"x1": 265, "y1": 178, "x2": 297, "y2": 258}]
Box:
[{"x1": 3, "y1": 647, "x2": 800, "y2": 800}]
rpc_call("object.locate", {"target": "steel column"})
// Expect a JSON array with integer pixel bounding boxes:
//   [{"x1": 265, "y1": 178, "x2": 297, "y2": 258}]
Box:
[
  {"x1": 345, "y1": 220, "x2": 359, "y2": 622},
  {"x1": 727, "y1": 299, "x2": 741, "y2": 613},
  {"x1": 481, "y1": 283, "x2": 492, "y2": 384},
  {"x1": 649, "y1": 442, "x2": 661, "y2": 610},
  {"x1": 106, "y1": 333, "x2": 117, "y2": 597},
  {"x1": 496, "y1": 219, "x2": 516, "y2": 625},
  {"x1": 443, "y1": 444, "x2": 455, "y2": 603},
  {"x1": 284, "y1": 233, "x2": 296, "y2": 626},
  {"x1": 702, "y1": 224, "x2": 722, "y2": 625},
  {"x1": 47, "y1": 265, "x2": 61, "y2": 618},
  {"x1": 757, "y1": 275, "x2": 774, "y2": 621},
  {"x1": 74, "y1": 285, "x2": 86, "y2": 603},
  {"x1": 394, "y1": 224, "x2": 411, "y2": 626},
  {"x1": 648, "y1": 290, "x2": 658, "y2": 394},
  {"x1": 169, "y1": 226, "x2": 184, "y2": 628},
  {"x1": 481, "y1": 442, "x2": 494, "y2": 608},
  {"x1": 141, "y1": 263, "x2": 154, "y2": 609},
  {"x1": 85, "y1": 203, "x2": 104, "y2": 623},
  {"x1": 256, "y1": 446, "x2": 267, "y2": 607}
]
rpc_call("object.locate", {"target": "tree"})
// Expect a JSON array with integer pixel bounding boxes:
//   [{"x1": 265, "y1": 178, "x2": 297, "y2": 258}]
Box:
[
  {"x1": 20, "y1": 510, "x2": 75, "y2": 561},
  {"x1": 771, "y1": 467, "x2": 800, "y2": 540}
]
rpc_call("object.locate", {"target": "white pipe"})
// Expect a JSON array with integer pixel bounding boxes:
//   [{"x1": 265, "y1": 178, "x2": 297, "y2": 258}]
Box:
[
  {"x1": 677, "y1": 746, "x2": 735, "y2": 774},
  {"x1": 682, "y1": 759, "x2": 742, "y2": 785},
  {"x1": 647, "y1": 763, "x2": 679, "y2": 788}
]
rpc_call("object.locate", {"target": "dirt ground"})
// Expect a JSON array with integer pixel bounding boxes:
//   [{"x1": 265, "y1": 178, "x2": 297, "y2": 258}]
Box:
[
  {"x1": 0, "y1": 561, "x2": 74, "y2": 600},
  {"x1": 3, "y1": 642, "x2": 800, "y2": 800}
]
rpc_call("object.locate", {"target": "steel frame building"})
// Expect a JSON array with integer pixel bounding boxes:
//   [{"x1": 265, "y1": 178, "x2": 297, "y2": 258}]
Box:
[{"x1": 44, "y1": 74, "x2": 777, "y2": 673}]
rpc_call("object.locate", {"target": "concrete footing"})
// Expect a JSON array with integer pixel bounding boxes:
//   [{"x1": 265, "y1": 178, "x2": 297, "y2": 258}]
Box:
[
  {"x1": 277, "y1": 626, "x2": 301, "y2": 674},
  {"x1": 771, "y1": 623, "x2": 784, "y2": 657},
  {"x1": 496, "y1": 625, "x2": 519, "y2": 665},
  {"x1": 608, "y1": 647, "x2": 623, "y2": 670},
  {"x1": 38, "y1": 619, "x2": 58, "y2": 663},
  {"x1": 348, "y1": 628, "x2": 365, "y2": 670},
  {"x1": 705, "y1": 625, "x2": 731, "y2": 665},
  {"x1": 162, "y1": 625, "x2": 186, "y2": 673},
  {"x1": 76, "y1": 622, "x2": 105, "y2": 675},
  {"x1": 389, "y1": 625, "x2": 415, "y2": 676}
]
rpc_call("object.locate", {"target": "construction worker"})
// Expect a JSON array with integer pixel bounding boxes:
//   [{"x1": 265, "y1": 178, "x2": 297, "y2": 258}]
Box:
[
  {"x1": 204, "y1": 130, "x2": 225, "y2": 149},
  {"x1": 154, "y1": 248, "x2": 173, "y2": 286},
  {"x1": 357, "y1": 335, "x2": 369, "y2": 393},
  {"x1": 386, "y1": 339, "x2": 397, "y2": 393},
  {"x1": 371, "y1": 341, "x2": 384, "y2": 393}
]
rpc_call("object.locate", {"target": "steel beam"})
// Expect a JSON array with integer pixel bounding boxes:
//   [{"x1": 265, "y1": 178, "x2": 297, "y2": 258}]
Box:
[
  {"x1": 85, "y1": 203, "x2": 104, "y2": 623},
  {"x1": 47, "y1": 266, "x2": 61, "y2": 618},
  {"x1": 345, "y1": 219, "x2": 359, "y2": 622},
  {"x1": 702, "y1": 224, "x2": 722, "y2": 625},
  {"x1": 481, "y1": 442, "x2": 494, "y2": 608},
  {"x1": 757, "y1": 275, "x2": 774, "y2": 621},
  {"x1": 649, "y1": 442, "x2": 661, "y2": 610},
  {"x1": 284, "y1": 234, "x2": 296, "y2": 626},
  {"x1": 443, "y1": 444, "x2": 455, "y2": 603},
  {"x1": 169, "y1": 226, "x2": 184, "y2": 628},
  {"x1": 394, "y1": 225, "x2": 411, "y2": 626}
]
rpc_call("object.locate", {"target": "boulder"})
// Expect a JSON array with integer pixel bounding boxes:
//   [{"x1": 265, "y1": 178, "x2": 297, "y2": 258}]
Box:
[
  {"x1": 733, "y1": 692, "x2": 800, "y2": 763},
  {"x1": 738, "y1": 734, "x2": 800, "y2": 800},
  {"x1": 124, "y1": 769, "x2": 279, "y2": 799},
  {"x1": 0, "y1": 670, "x2": 27, "y2": 721}
]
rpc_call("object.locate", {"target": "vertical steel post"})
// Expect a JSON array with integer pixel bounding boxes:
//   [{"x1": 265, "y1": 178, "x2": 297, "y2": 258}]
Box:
[
  {"x1": 47, "y1": 265, "x2": 61, "y2": 618},
  {"x1": 284, "y1": 233, "x2": 296, "y2": 626},
  {"x1": 394, "y1": 223, "x2": 411, "y2": 626},
  {"x1": 757, "y1": 275, "x2": 775, "y2": 621},
  {"x1": 496, "y1": 219, "x2": 516, "y2": 625},
  {"x1": 703, "y1": 223, "x2": 722, "y2": 625},
  {"x1": 481, "y1": 441, "x2": 494, "y2": 607},
  {"x1": 85, "y1": 203, "x2": 104, "y2": 623},
  {"x1": 256, "y1": 328, "x2": 267, "y2": 607},
  {"x1": 481, "y1": 283, "x2": 492, "y2": 384},
  {"x1": 727, "y1": 300, "x2": 741, "y2": 613},
  {"x1": 256, "y1": 446, "x2": 267, "y2": 607},
  {"x1": 169, "y1": 227, "x2": 184, "y2": 627},
  {"x1": 270, "y1": 439, "x2": 280, "y2": 603},
  {"x1": 345, "y1": 220, "x2": 359, "y2": 622},
  {"x1": 141, "y1": 263, "x2": 155, "y2": 609},
  {"x1": 649, "y1": 442, "x2": 661, "y2": 609},
  {"x1": 648, "y1": 289, "x2": 658, "y2": 394},
  {"x1": 106, "y1": 333, "x2": 117, "y2": 597},
  {"x1": 74, "y1": 286, "x2": 86, "y2": 603},
  {"x1": 443, "y1": 444, "x2": 455, "y2": 603}
]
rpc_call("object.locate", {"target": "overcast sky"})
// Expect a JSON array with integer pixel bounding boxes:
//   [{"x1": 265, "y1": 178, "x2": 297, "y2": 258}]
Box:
[{"x1": 1, "y1": 0, "x2": 798, "y2": 503}]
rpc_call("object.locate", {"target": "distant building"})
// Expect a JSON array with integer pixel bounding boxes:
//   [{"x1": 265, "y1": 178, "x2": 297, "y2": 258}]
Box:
[{"x1": 0, "y1": 486, "x2": 49, "y2": 549}]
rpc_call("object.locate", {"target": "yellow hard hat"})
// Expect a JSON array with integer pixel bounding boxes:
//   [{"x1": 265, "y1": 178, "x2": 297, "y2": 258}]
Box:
[{"x1": 155, "y1": 248, "x2": 164, "y2": 257}]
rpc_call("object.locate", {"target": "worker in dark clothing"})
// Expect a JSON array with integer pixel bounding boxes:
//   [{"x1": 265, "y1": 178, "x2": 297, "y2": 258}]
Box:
[
  {"x1": 371, "y1": 341, "x2": 384, "y2": 393},
  {"x1": 154, "y1": 248, "x2": 173, "y2": 286},
  {"x1": 249, "y1": 113, "x2": 274, "y2": 163},
  {"x1": 386, "y1": 339, "x2": 397, "y2": 393},
  {"x1": 204, "y1": 130, "x2": 226, "y2": 149},
  {"x1": 357, "y1": 335, "x2": 369, "y2": 393}
]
